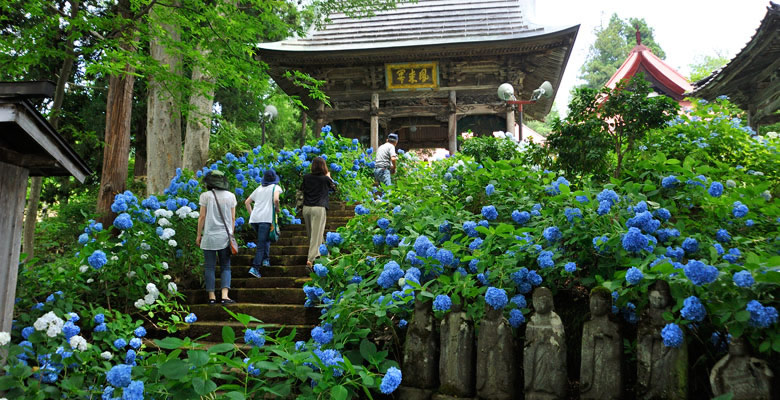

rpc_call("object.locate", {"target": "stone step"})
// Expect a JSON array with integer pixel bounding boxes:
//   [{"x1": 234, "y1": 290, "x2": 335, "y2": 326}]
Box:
[
  {"x1": 188, "y1": 303, "x2": 321, "y2": 325},
  {"x1": 181, "y1": 321, "x2": 312, "y2": 342},
  {"x1": 183, "y1": 288, "x2": 305, "y2": 305},
  {"x1": 239, "y1": 245, "x2": 310, "y2": 256},
  {"x1": 229, "y1": 265, "x2": 311, "y2": 277},
  {"x1": 230, "y1": 254, "x2": 309, "y2": 266},
  {"x1": 210, "y1": 276, "x2": 311, "y2": 289}
]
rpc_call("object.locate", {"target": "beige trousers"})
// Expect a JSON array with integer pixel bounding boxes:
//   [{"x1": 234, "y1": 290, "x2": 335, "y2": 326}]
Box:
[{"x1": 303, "y1": 206, "x2": 327, "y2": 263}]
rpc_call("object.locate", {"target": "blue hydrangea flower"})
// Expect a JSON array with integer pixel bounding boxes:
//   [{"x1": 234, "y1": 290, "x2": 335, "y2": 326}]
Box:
[
  {"x1": 124, "y1": 349, "x2": 136, "y2": 366},
  {"x1": 94, "y1": 323, "x2": 107, "y2": 333},
  {"x1": 377, "y1": 218, "x2": 390, "y2": 230},
  {"x1": 543, "y1": 226, "x2": 562, "y2": 243},
  {"x1": 185, "y1": 313, "x2": 197, "y2": 324},
  {"x1": 380, "y1": 367, "x2": 402, "y2": 394},
  {"x1": 666, "y1": 246, "x2": 685, "y2": 261},
  {"x1": 655, "y1": 208, "x2": 671, "y2": 221},
  {"x1": 244, "y1": 327, "x2": 266, "y2": 347},
  {"x1": 564, "y1": 262, "x2": 577, "y2": 273},
  {"x1": 592, "y1": 235, "x2": 609, "y2": 253},
  {"x1": 708, "y1": 181, "x2": 724, "y2": 197},
  {"x1": 681, "y1": 296, "x2": 706, "y2": 322},
  {"x1": 310, "y1": 325, "x2": 332, "y2": 345},
  {"x1": 682, "y1": 237, "x2": 699, "y2": 254},
  {"x1": 482, "y1": 205, "x2": 498, "y2": 221},
  {"x1": 325, "y1": 232, "x2": 343, "y2": 247},
  {"x1": 313, "y1": 264, "x2": 328, "y2": 277},
  {"x1": 512, "y1": 210, "x2": 530, "y2": 225},
  {"x1": 509, "y1": 309, "x2": 525, "y2": 328},
  {"x1": 468, "y1": 259, "x2": 480, "y2": 273},
  {"x1": 656, "y1": 228, "x2": 680, "y2": 243},
  {"x1": 746, "y1": 300, "x2": 778, "y2": 328},
  {"x1": 626, "y1": 211, "x2": 660, "y2": 234},
  {"x1": 113, "y1": 338, "x2": 127, "y2": 350},
  {"x1": 485, "y1": 287, "x2": 508, "y2": 310},
  {"x1": 377, "y1": 261, "x2": 404, "y2": 289},
  {"x1": 564, "y1": 207, "x2": 582, "y2": 223},
  {"x1": 106, "y1": 364, "x2": 133, "y2": 388},
  {"x1": 435, "y1": 249, "x2": 454, "y2": 266},
  {"x1": 78, "y1": 233, "x2": 89, "y2": 245},
  {"x1": 469, "y1": 238, "x2": 483, "y2": 251},
  {"x1": 661, "y1": 323, "x2": 684, "y2": 347},
  {"x1": 485, "y1": 184, "x2": 495, "y2": 196},
  {"x1": 732, "y1": 271, "x2": 754, "y2": 288},
  {"x1": 661, "y1": 176, "x2": 679, "y2": 189},
  {"x1": 575, "y1": 195, "x2": 589, "y2": 203},
  {"x1": 684, "y1": 260, "x2": 719, "y2": 285},
  {"x1": 433, "y1": 294, "x2": 452, "y2": 312},
  {"x1": 62, "y1": 321, "x2": 80, "y2": 340},
  {"x1": 723, "y1": 248, "x2": 742, "y2": 264},
  {"x1": 355, "y1": 205, "x2": 370, "y2": 215},
  {"x1": 745, "y1": 219, "x2": 754, "y2": 227},
  {"x1": 597, "y1": 200, "x2": 612, "y2": 216},
  {"x1": 129, "y1": 338, "x2": 141, "y2": 349},
  {"x1": 732, "y1": 201, "x2": 749, "y2": 218},
  {"x1": 625, "y1": 267, "x2": 643, "y2": 285},
  {"x1": 622, "y1": 228, "x2": 648, "y2": 253},
  {"x1": 372, "y1": 234, "x2": 385, "y2": 246},
  {"x1": 537, "y1": 251, "x2": 554, "y2": 269},
  {"x1": 133, "y1": 327, "x2": 146, "y2": 338},
  {"x1": 596, "y1": 189, "x2": 620, "y2": 205},
  {"x1": 22, "y1": 326, "x2": 34, "y2": 339},
  {"x1": 715, "y1": 229, "x2": 731, "y2": 243},
  {"x1": 88, "y1": 250, "x2": 108, "y2": 270},
  {"x1": 385, "y1": 234, "x2": 400, "y2": 247},
  {"x1": 319, "y1": 244, "x2": 329, "y2": 256}
]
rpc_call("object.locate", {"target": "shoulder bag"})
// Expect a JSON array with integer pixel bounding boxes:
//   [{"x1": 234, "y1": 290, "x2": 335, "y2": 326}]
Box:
[
  {"x1": 211, "y1": 190, "x2": 239, "y2": 255},
  {"x1": 269, "y1": 185, "x2": 281, "y2": 242}
]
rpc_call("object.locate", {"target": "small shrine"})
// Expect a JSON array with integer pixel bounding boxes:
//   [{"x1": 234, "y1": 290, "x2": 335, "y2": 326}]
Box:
[
  {"x1": 256, "y1": 0, "x2": 578, "y2": 152},
  {"x1": 606, "y1": 28, "x2": 693, "y2": 107}
]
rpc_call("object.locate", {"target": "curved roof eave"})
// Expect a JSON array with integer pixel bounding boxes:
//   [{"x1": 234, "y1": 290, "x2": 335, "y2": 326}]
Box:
[{"x1": 256, "y1": 24, "x2": 579, "y2": 54}]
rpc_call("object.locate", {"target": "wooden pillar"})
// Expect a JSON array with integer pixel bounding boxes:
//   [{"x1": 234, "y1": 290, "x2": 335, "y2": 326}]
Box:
[
  {"x1": 0, "y1": 161, "x2": 29, "y2": 335},
  {"x1": 370, "y1": 92, "x2": 379, "y2": 151},
  {"x1": 506, "y1": 107, "x2": 515, "y2": 137},
  {"x1": 314, "y1": 103, "x2": 325, "y2": 138},
  {"x1": 300, "y1": 111, "x2": 308, "y2": 147},
  {"x1": 448, "y1": 90, "x2": 457, "y2": 155}
]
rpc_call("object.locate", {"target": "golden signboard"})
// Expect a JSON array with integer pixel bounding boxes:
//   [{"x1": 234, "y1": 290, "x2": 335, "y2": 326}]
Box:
[{"x1": 386, "y1": 62, "x2": 439, "y2": 90}]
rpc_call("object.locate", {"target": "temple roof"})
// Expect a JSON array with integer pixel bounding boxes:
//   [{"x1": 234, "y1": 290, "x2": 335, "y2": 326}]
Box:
[
  {"x1": 258, "y1": 0, "x2": 545, "y2": 52},
  {"x1": 690, "y1": 2, "x2": 779, "y2": 126},
  {"x1": 605, "y1": 42, "x2": 692, "y2": 101}
]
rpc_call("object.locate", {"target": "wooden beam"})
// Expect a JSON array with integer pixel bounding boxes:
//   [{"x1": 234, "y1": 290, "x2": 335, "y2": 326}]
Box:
[
  {"x1": 0, "y1": 161, "x2": 28, "y2": 339},
  {"x1": 0, "y1": 147, "x2": 63, "y2": 171},
  {"x1": 370, "y1": 93, "x2": 379, "y2": 151},
  {"x1": 0, "y1": 81, "x2": 55, "y2": 98}
]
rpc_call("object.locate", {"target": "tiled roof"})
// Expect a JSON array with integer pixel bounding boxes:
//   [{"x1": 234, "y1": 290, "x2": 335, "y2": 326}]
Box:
[
  {"x1": 606, "y1": 44, "x2": 692, "y2": 100},
  {"x1": 259, "y1": 0, "x2": 543, "y2": 51}
]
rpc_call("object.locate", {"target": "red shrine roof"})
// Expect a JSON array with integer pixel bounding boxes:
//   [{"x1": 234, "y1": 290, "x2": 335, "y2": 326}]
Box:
[{"x1": 605, "y1": 42, "x2": 693, "y2": 101}]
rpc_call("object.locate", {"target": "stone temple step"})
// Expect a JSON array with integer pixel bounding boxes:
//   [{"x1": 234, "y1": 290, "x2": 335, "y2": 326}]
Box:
[
  {"x1": 225, "y1": 265, "x2": 311, "y2": 278},
  {"x1": 182, "y1": 288, "x2": 305, "y2": 305},
  {"x1": 207, "y1": 276, "x2": 311, "y2": 289},
  {"x1": 227, "y1": 254, "x2": 309, "y2": 266},
  {"x1": 188, "y1": 303, "x2": 320, "y2": 325}
]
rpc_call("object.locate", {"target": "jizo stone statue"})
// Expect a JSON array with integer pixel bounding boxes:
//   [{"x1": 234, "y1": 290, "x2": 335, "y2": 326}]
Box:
[
  {"x1": 398, "y1": 298, "x2": 439, "y2": 400},
  {"x1": 476, "y1": 303, "x2": 516, "y2": 400},
  {"x1": 637, "y1": 280, "x2": 687, "y2": 399},
  {"x1": 438, "y1": 302, "x2": 476, "y2": 398},
  {"x1": 710, "y1": 337, "x2": 774, "y2": 400},
  {"x1": 580, "y1": 287, "x2": 622, "y2": 400},
  {"x1": 524, "y1": 287, "x2": 567, "y2": 400}
]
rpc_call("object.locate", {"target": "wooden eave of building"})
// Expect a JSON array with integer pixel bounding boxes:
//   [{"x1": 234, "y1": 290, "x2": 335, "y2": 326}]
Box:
[
  {"x1": 0, "y1": 82, "x2": 91, "y2": 181},
  {"x1": 690, "y1": 2, "x2": 780, "y2": 126},
  {"x1": 257, "y1": 24, "x2": 579, "y2": 121}
]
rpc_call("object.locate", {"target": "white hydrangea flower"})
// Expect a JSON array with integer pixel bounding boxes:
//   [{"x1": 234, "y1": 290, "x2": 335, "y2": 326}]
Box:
[
  {"x1": 766, "y1": 131, "x2": 778, "y2": 139},
  {"x1": 465, "y1": 196, "x2": 473, "y2": 203},
  {"x1": 397, "y1": 277, "x2": 405, "y2": 287},
  {"x1": 100, "y1": 351, "x2": 113, "y2": 360},
  {"x1": 144, "y1": 293, "x2": 157, "y2": 305},
  {"x1": 761, "y1": 190, "x2": 772, "y2": 201},
  {"x1": 167, "y1": 282, "x2": 178, "y2": 293},
  {"x1": 188, "y1": 211, "x2": 199, "y2": 219},
  {"x1": 140, "y1": 242, "x2": 151, "y2": 251},
  {"x1": 146, "y1": 283, "x2": 158, "y2": 294},
  {"x1": 111, "y1": 255, "x2": 119, "y2": 261},
  {"x1": 163, "y1": 275, "x2": 171, "y2": 280},
  {"x1": 114, "y1": 242, "x2": 123, "y2": 247},
  {"x1": 175, "y1": 206, "x2": 192, "y2": 219},
  {"x1": 154, "y1": 209, "x2": 173, "y2": 218},
  {"x1": 726, "y1": 179, "x2": 737, "y2": 188},
  {"x1": 168, "y1": 239, "x2": 177, "y2": 247},
  {"x1": 34, "y1": 312, "x2": 64, "y2": 334},
  {"x1": 87, "y1": 278, "x2": 94, "y2": 283},
  {"x1": 79, "y1": 265, "x2": 89, "y2": 273},
  {"x1": 140, "y1": 254, "x2": 149, "y2": 260},
  {"x1": 158, "y1": 218, "x2": 172, "y2": 227},
  {"x1": 161, "y1": 262, "x2": 169, "y2": 270},
  {"x1": 126, "y1": 271, "x2": 136, "y2": 278},
  {"x1": 135, "y1": 231, "x2": 145, "y2": 236},
  {"x1": 134, "y1": 299, "x2": 146, "y2": 309},
  {"x1": 161, "y1": 228, "x2": 176, "y2": 240},
  {"x1": 69, "y1": 335, "x2": 88, "y2": 351},
  {"x1": 0, "y1": 331, "x2": 10, "y2": 346}
]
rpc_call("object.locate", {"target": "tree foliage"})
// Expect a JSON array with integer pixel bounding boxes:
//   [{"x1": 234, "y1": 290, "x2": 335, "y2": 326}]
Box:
[
  {"x1": 688, "y1": 54, "x2": 729, "y2": 83},
  {"x1": 579, "y1": 14, "x2": 666, "y2": 90}
]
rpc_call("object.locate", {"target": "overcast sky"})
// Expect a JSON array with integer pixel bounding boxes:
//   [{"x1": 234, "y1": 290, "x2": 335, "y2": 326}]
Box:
[{"x1": 532, "y1": 0, "x2": 772, "y2": 116}]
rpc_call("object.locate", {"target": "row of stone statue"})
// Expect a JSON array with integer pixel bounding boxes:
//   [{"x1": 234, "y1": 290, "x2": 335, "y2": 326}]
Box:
[{"x1": 398, "y1": 282, "x2": 773, "y2": 400}]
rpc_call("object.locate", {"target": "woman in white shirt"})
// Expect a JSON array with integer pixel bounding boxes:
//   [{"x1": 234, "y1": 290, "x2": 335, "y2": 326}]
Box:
[
  {"x1": 244, "y1": 169, "x2": 283, "y2": 278},
  {"x1": 196, "y1": 170, "x2": 237, "y2": 304}
]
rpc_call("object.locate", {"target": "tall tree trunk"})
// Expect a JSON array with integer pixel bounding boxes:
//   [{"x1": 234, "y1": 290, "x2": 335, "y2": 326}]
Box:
[
  {"x1": 97, "y1": 43, "x2": 136, "y2": 226},
  {"x1": 22, "y1": 0, "x2": 80, "y2": 260},
  {"x1": 134, "y1": 106, "x2": 147, "y2": 178},
  {"x1": 146, "y1": 4, "x2": 182, "y2": 195},
  {"x1": 183, "y1": 49, "x2": 215, "y2": 172}
]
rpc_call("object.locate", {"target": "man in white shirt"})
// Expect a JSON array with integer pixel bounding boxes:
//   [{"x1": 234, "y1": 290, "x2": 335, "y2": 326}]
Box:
[{"x1": 374, "y1": 132, "x2": 398, "y2": 186}]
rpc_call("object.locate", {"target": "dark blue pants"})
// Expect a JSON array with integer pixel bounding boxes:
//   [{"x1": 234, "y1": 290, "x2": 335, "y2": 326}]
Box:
[
  {"x1": 251, "y1": 222, "x2": 271, "y2": 268},
  {"x1": 204, "y1": 247, "x2": 231, "y2": 291}
]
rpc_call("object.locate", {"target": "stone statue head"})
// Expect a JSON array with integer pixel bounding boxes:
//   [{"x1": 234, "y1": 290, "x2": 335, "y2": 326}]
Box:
[
  {"x1": 532, "y1": 287, "x2": 554, "y2": 314},
  {"x1": 589, "y1": 287, "x2": 611, "y2": 317},
  {"x1": 728, "y1": 337, "x2": 747, "y2": 356},
  {"x1": 648, "y1": 280, "x2": 671, "y2": 309}
]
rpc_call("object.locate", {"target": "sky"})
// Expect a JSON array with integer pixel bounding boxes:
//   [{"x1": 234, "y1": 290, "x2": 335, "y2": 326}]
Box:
[{"x1": 532, "y1": 0, "x2": 772, "y2": 116}]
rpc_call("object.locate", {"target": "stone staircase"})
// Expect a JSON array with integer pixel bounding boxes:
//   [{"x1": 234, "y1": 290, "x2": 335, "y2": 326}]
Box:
[{"x1": 178, "y1": 201, "x2": 354, "y2": 345}]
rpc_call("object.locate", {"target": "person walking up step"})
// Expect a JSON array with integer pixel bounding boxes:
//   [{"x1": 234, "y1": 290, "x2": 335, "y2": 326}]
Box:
[
  {"x1": 196, "y1": 170, "x2": 237, "y2": 304},
  {"x1": 374, "y1": 132, "x2": 398, "y2": 186},
  {"x1": 302, "y1": 157, "x2": 336, "y2": 271},
  {"x1": 245, "y1": 169, "x2": 283, "y2": 278}
]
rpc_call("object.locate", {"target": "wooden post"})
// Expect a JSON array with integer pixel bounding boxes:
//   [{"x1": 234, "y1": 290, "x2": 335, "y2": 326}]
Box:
[
  {"x1": 370, "y1": 92, "x2": 379, "y2": 151},
  {"x1": 300, "y1": 111, "x2": 308, "y2": 147},
  {"x1": 0, "y1": 162, "x2": 29, "y2": 335},
  {"x1": 448, "y1": 90, "x2": 457, "y2": 155},
  {"x1": 506, "y1": 107, "x2": 515, "y2": 136},
  {"x1": 314, "y1": 103, "x2": 325, "y2": 138}
]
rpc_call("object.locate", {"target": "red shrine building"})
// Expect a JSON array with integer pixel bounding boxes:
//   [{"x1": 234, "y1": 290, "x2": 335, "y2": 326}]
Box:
[{"x1": 606, "y1": 30, "x2": 693, "y2": 108}]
